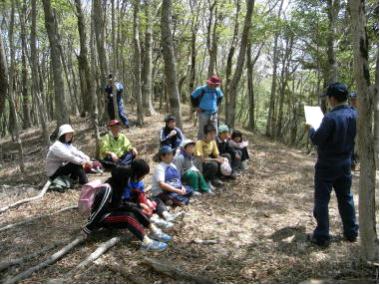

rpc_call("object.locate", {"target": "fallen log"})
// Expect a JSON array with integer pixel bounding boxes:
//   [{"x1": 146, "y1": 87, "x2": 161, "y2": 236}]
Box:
[
  {"x1": 4, "y1": 234, "x2": 86, "y2": 284},
  {"x1": 0, "y1": 180, "x2": 52, "y2": 214},
  {"x1": 49, "y1": 236, "x2": 121, "y2": 283},
  {"x1": 142, "y1": 257, "x2": 215, "y2": 284},
  {"x1": 0, "y1": 205, "x2": 77, "y2": 232},
  {"x1": 0, "y1": 241, "x2": 65, "y2": 272}
]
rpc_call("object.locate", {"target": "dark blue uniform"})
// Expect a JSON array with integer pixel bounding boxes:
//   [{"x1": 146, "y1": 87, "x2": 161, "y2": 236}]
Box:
[{"x1": 309, "y1": 104, "x2": 359, "y2": 242}]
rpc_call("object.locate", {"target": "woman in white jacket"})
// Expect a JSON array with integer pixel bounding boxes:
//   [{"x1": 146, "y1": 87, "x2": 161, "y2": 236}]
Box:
[{"x1": 46, "y1": 124, "x2": 92, "y2": 185}]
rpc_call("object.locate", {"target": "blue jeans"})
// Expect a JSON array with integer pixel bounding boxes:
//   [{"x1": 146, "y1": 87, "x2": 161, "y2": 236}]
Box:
[
  {"x1": 313, "y1": 162, "x2": 358, "y2": 241},
  {"x1": 117, "y1": 94, "x2": 129, "y2": 127}
]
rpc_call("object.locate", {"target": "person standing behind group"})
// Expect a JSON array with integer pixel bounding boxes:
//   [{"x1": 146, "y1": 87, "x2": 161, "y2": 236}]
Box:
[
  {"x1": 191, "y1": 75, "x2": 223, "y2": 139},
  {"x1": 104, "y1": 74, "x2": 129, "y2": 127},
  {"x1": 306, "y1": 82, "x2": 359, "y2": 247}
]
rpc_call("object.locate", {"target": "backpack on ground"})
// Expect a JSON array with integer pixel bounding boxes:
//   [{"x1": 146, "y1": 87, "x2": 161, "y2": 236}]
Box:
[
  {"x1": 78, "y1": 180, "x2": 109, "y2": 216},
  {"x1": 49, "y1": 176, "x2": 73, "y2": 193}
]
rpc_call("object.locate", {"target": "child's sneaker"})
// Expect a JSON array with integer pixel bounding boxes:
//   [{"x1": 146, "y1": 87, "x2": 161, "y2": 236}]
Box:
[
  {"x1": 151, "y1": 216, "x2": 174, "y2": 229},
  {"x1": 193, "y1": 191, "x2": 202, "y2": 196},
  {"x1": 163, "y1": 211, "x2": 184, "y2": 222},
  {"x1": 207, "y1": 182, "x2": 216, "y2": 191},
  {"x1": 141, "y1": 239, "x2": 168, "y2": 252},
  {"x1": 150, "y1": 230, "x2": 172, "y2": 243}
]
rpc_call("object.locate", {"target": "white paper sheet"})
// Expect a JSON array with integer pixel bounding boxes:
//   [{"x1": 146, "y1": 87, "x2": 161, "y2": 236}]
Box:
[{"x1": 304, "y1": 106, "x2": 324, "y2": 130}]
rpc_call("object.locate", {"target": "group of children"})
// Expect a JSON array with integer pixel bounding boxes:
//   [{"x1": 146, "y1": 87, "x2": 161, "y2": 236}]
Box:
[{"x1": 45, "y1": 115, "x2": 250, "y2": 251}]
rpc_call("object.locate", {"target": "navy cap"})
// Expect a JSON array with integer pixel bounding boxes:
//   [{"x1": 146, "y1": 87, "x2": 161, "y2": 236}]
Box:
[
  {"x1": 159, "y1": 145, "x2": 174, "y2": 155},
  {"x1": 164, "y1": 115, "x2": 176, "y2": 123},
  {"x1": 321, "y1": 82, "x2": 349, "y2": 98}
]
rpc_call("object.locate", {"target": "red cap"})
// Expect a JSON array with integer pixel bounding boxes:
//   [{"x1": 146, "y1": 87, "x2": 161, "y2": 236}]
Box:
[
  {"x1": 206, "y1": 75, "x2": 222, "y2": 85},
  {"x1": 108, "y1": 119, "x2": 121, "y2": 127}
]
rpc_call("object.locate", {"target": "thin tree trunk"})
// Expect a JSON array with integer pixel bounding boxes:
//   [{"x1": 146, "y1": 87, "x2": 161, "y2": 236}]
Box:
[
  {"x1": 266, "y1": 0, "x2": 284, "y2": 137},
  {"x1": 225, "y1": 0, "x2": 255, "y2": 128},
  {"x1": 29, "y1": 1, "x2": 50, "y2": 146},
  {"x1": 161, "y1": 0, "x2": 183, "y2": 128},
  {"x1": 349, "y1": 0, "x2": 378, "y2": 262},
  {"x1": 6, "y1": 0, "x2": 25, "y2": 173},
  {"x1": 41, "y1": 0, "x2": 69, "y2": 126},
  {"x1": 142, "y1": 0, "x2": 156, "y2": 116},
  {"x1": 225, "y1": 0, "x2": 241, "y2": 123}
]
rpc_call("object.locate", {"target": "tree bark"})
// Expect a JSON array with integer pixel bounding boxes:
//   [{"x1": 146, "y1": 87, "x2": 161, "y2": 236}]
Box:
[
  {"x1": 142, "y1": 0, "x2": 156, "y2": 116},
  {"x1": 0, "y1": 24, "x2": 7, "y2": 120},
  {"x1": 6, "y1": 0, "x2": 26, "y2": 173},
  {"x1": 30, "y1": 0, "x2": 50, "y2": 146},
  {"x1": 133, "y1": 0, "x2": 145, "y2": 126},
  {"x1": 348, "y1": 0, "x2": 378, "y2": 262},
  {"x1": 225, "y1": 0, "x2": 255, "y2": 128},
  {"x1": 161, "y1": 0, "x2": 183, "y2": 128},
  {"x1": 41, "y1": 0, "x2": 69, "y2": 126},
  {"x1": 266, "y1": 0, "x2": 284, "y2": 137}
]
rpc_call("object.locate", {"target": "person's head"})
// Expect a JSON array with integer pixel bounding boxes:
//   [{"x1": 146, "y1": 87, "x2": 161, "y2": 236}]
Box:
[
  {"x1": 158, "y1": 145, "x2": 174, "y2": 163},
  {"x1": 164, "y1": 115, "x2": 176, "y2": 129},
  {"x1": 231, "y1": 130, "x2": 243, "y2": 143},
  {"x1": 58, "y1": 124, "x2": 75, "y2": 144},
  {"x1": 350, "y1": 92, "x2": 357, "y2": 108},
  {"x1": 203, "y1": 124, "x2": 217, "y2": 142},
  {"x1": 323, "y1": 82, "x2": 349, "y2": 108},
  {"x1": 108, "y1": 120, "x2": 121, "y2": 137},
  {"x1": 108, "y1": 74, "x2": 113, "y2": 85},
  {"x1": 206, "y1": 75, "x2": 222, "y2": 89},
  {"x1": 131, "y1": 159, "x2": 150, "y2": 182},
  {"x1": 182, "y1": 139, "x2": 196, "y2": 155},
  {"x1": 218, "y1": 124, "x2": 230, "y2": 140}
]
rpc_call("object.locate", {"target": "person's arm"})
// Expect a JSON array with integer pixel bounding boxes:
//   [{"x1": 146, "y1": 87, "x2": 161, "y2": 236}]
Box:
[
  {"x1": 71, "y1": 145, "x2": 90, "y2": 162},
  {"x1": 217, "y1": 88, "x2": 223, "y2": 105},
  {"x1": 177, "y1": 128, "x2": 185, "y2": 142},
  {"x1": 159, "y1": 128, "x2": 170, "y2": 143},
  {"x1": 173, "y1": 155, "x2": 184, "y2": 177},
  {"x1": 309, "y1": 116, "x2": 334, "y2": 146},
  {"x1": 158, "y1": 181, "x2": 185, "y2": 194},
  {"x1": 191, "y1": 86, "x2": 203, "y2": 99},
  {"x1": 51, "y1": 143, "x2": 86, "y2": 165},
  {"x1": 122, "y1": 135, "x2": 133, "y2": 153}
]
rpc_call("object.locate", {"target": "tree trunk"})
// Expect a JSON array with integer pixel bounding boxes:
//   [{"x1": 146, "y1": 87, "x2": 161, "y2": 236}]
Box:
[
  {"x1": 161, "y1": 0, "x2": 183, "y2": 128},
  {"x1": 75, "y1": 0, "x2": 100, "y2": 157},
  {"x1": 93, "y1": 0, "x2": 109, "y2": 123},
  {"x1": 0, "y1": 24, "x2": 7, "y2": 119},
  {"x1": 266, "y1": 0, "x2": 284, "y2": 137},
  {"x1": 225, "y1": 0, "x2": 255, "y2": 128},
  {"x1": 6, "y1": 0, "x2": 26, "y2": 173},
  {"x1": 41, "y1": 0, "x2": 69, "y2": 126},
  {"x1": 225, "y1": 0, "x2": 241, "y2": 124},
  {"x1": 133, "y1": 0, "x2": 144, "y2": 126},
  {"x1": 30, "y1": 0, "x2": 50, "y2": 146},
  {"x1": 142, "y1": 0, "x2": 156, "y2": 116},
  {"x1": 247, "y1": 43, "x2": 254, "y2": 130},
  {"x1": 18, "y1": 0, "x2": 31, "y2": 129},
  {"x1": 348, "y1": 0, "x2": 378, "y2": 262}
]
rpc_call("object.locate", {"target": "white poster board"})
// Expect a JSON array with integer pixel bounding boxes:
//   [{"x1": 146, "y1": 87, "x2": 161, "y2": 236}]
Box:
[{"x1": 304, "y1": 106, "x2": 324, "y2": 130}]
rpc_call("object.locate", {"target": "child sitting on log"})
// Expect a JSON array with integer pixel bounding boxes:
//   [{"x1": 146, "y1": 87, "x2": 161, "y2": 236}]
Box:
[
  {"x1": 151, "y1": 146, "x2": 193, "y2": 206},
  {"x1": 83, "y1": 161, "x2": 172, "y2": 252},
  {"x1": 173, "y1": 139, "x2": 212, "y2": 195}
]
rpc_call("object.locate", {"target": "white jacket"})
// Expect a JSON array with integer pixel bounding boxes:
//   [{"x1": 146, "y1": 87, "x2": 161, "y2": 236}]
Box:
[{"x1": 45, "y1": 141, "x2": 90, "y2": 177}]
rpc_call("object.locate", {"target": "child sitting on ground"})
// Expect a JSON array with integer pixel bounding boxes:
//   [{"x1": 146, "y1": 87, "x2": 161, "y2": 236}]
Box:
[
  {"x1": 122, "y1": 180, "x2": 178, "y2": 229},
  {"x1": 229, "y1": 130, "x2": 250, "y2": 170},
  {"x1": 151, "y1": 146, "x2": 193, "y2": 206},
  {"x1": 173, "y1": 139, "x2": 212, "y2": 194},
  {"x1": 216, "y1": 124, "x2": 239, "y2": 176},
  {"x1": 159, "y1": 115, "x2": 185, "y2": 153}
]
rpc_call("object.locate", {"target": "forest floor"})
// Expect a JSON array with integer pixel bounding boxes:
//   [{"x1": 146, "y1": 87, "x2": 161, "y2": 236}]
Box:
[{"x1": 0, "y1": 106, "x2": 378, "y2": 284}]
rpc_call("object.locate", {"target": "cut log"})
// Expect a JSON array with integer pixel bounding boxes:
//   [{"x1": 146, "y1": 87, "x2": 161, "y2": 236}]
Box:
[
  {"x1": 4, "y1": 234, "x2": 86, "y2": 284},
  {"x1": 0, "y1": 180, "x2": 51, "y2": 214},
  {"x1": 49, "y1": 236, "x2": 121, "y2": 283},
  {"x1": 0, "y1": 241, "x2": 65, "y2": 272},
  {"x1": 0, "y1": 205, "x2": 77, "y2": 232},
  {"x1": 142, "y1": 257, "x2": 215, "y2": 284}
]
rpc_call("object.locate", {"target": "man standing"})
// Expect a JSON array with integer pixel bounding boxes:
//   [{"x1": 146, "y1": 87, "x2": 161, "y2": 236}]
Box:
[
  {"x1": 105, "y1": 74, "x2": 129, "y2": 127},
  {"x1": 307, "y1": 82, "x2": 359, "y2": 247},
  {"x1": 191, "y1": 75, "x2": 223, "y2": 139}
]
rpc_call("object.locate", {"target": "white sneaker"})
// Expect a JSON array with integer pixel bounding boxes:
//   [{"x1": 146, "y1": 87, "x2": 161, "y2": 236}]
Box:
[
  {"x1": 207, "y1": 181, "x2": 216, "y2": 191},
  {"x1": 151, "y1": 215, "x2": 174, "y2": 229},
  {"x1": 193, "y1": 191, "x2": 202, "y2": 196}
]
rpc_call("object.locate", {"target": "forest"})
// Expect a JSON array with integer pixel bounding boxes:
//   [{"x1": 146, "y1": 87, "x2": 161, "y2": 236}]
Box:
[{"x1": 0, "y1": 0, "x2": 379, "y2": 283}]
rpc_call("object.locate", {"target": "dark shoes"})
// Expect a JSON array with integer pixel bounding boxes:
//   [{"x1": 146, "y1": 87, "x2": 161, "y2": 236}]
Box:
[
  {"x1": 344, "y1": 235, "x2": 357, "y2": 243},
  {"x1": 307, "y1": 234, "x2": 330, "y2": 248}
]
